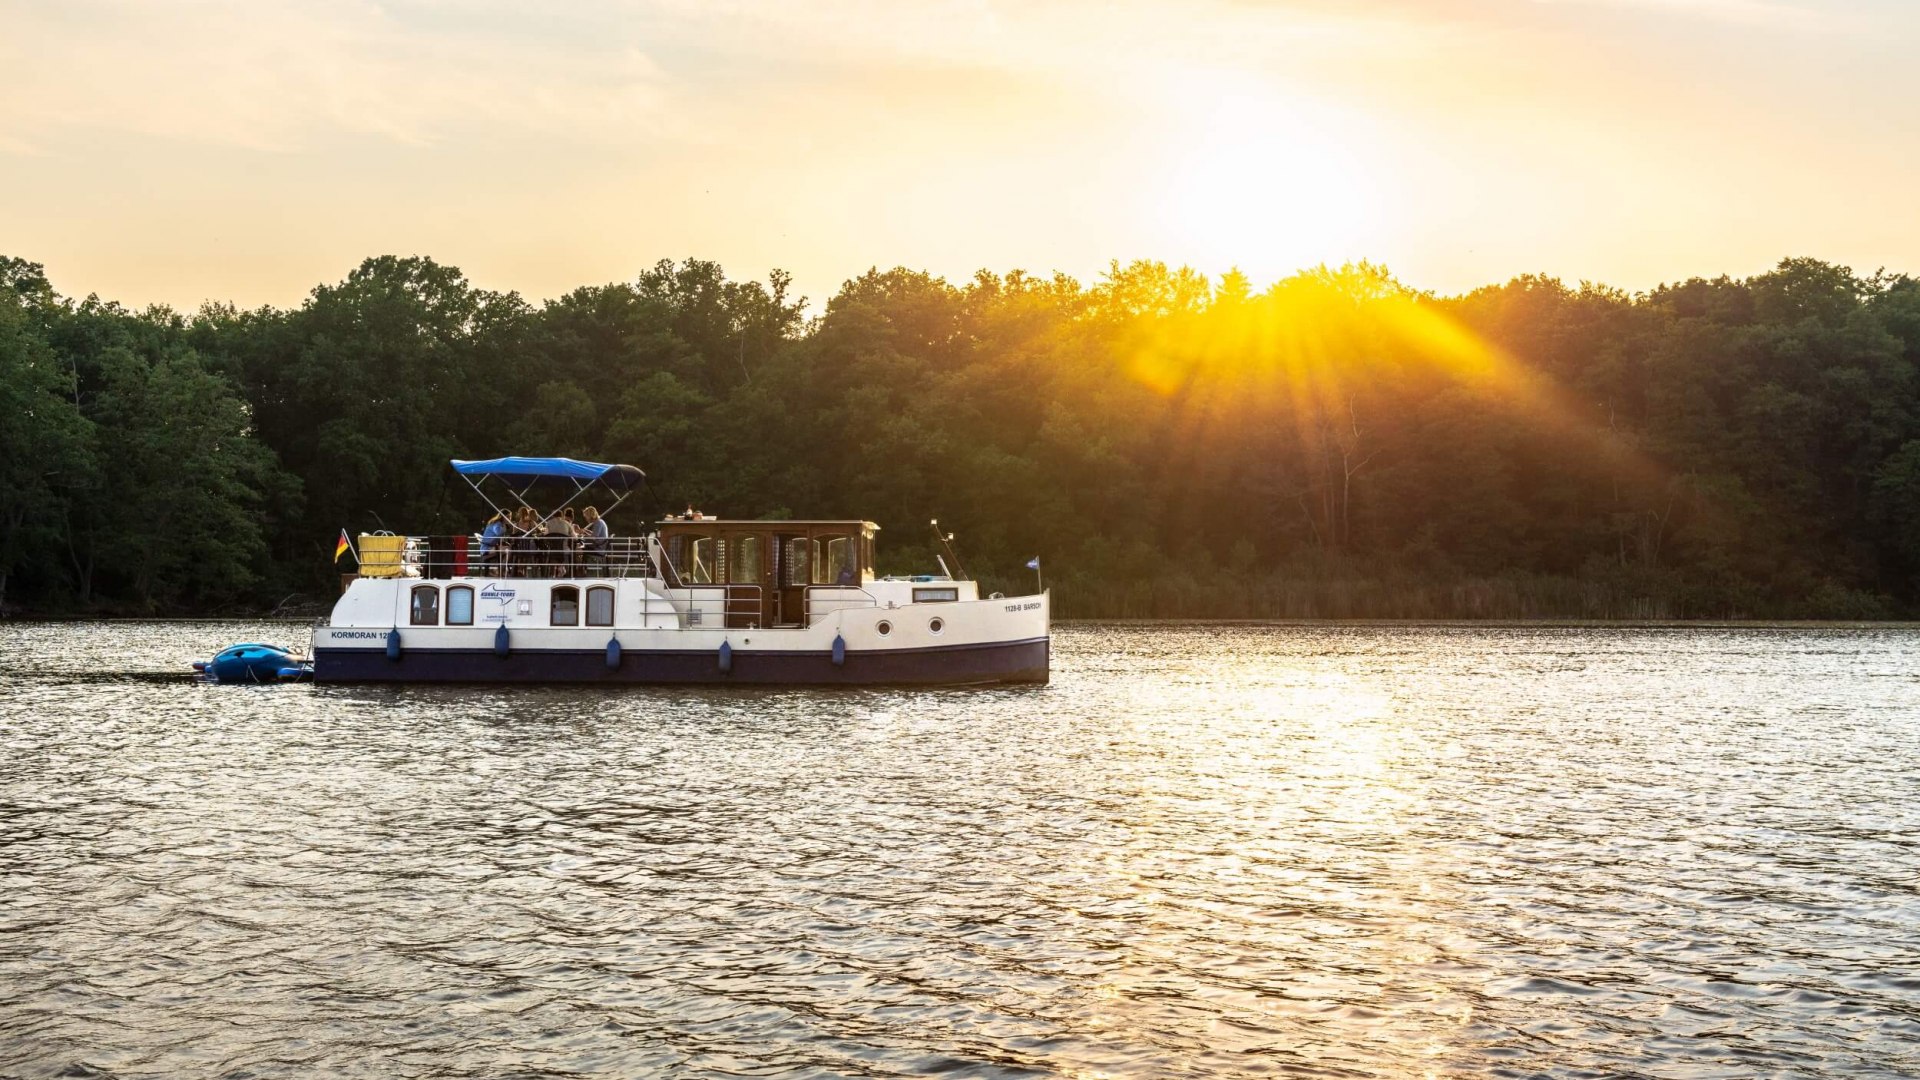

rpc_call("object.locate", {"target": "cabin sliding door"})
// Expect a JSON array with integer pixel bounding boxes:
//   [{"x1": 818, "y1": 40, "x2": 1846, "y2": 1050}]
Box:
[
  {"x1": 772, "y1": 533, "x2": 806, "y2": 627},
  {"x1": 726, "y1": 533, "x2": 767, "y2": 629}
]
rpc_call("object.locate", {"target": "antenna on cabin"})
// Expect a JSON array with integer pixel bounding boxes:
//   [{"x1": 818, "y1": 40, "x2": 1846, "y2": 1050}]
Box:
[{"x1": 929, "y1": 518, "x2": 967, "y2": 581}]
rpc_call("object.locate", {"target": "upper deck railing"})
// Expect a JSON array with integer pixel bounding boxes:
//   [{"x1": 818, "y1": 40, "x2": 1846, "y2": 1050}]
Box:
[{"x1": 355, "y1": 533, "x2": 655, "y2": 580}]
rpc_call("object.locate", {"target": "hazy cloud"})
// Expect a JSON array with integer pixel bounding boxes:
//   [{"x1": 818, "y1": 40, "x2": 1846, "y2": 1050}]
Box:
[{"x1": 0, "y1": 0, "x2": 678, "y2": 155}]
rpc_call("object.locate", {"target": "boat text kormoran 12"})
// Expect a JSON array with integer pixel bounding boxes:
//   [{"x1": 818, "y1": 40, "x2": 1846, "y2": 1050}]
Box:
[{"x1": 308, "y1": 457, "x2": 1049, "y2": 685}]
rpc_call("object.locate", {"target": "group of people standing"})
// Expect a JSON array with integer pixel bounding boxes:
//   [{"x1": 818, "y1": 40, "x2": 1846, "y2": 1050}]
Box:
[{"x1": 476, "y1": 505, "x2": 609, "y2": 576}]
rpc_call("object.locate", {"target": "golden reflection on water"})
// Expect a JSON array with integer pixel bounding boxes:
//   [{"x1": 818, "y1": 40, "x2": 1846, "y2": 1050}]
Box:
[{"x1": 1063, "y1": 651, "x2": 1489, "y2": 1072}]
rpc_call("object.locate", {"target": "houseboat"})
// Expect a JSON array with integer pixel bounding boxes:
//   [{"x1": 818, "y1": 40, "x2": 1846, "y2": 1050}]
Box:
[{"x1": 308, "y1": 457, "x2": 1050, "y2": 685}]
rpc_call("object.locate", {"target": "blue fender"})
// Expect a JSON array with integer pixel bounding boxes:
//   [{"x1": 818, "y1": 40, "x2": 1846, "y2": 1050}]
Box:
[
  {"x1": 494, "y1": 624, "x2": 511, "y2": 657},
  {"x1": 832, "y1": 633, "x2": 847, "y2": 666},
  {"x1": 718, "y1": 640, "x2": 733, "y2": 674},
  {"x1": 385, "y1": 628, "x2": 402, "y2": 661},
  {"x1": 606, "y1": 636, "x2": 622, "y2": 670}
]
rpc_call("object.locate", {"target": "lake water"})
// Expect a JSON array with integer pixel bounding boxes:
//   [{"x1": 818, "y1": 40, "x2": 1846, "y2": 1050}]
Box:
[{"x1": 2, "y1": 621, "x2": 1917, "y2": 1078}]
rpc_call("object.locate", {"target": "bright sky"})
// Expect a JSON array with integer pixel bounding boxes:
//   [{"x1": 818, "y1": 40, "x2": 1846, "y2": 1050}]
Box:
[{"x1": 3, "y1": 0, "x2": 1917, "y2": 311}]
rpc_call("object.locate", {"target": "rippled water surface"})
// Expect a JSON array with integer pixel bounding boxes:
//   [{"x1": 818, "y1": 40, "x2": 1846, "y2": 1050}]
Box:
[{"x1": 3, "y1": 622, "x2": 1919, "y2": 1078}]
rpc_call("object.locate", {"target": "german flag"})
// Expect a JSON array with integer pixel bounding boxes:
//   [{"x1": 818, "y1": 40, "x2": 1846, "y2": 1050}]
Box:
[{"x1": 334, "y1": 529, "x2": 352, "y2": 564}]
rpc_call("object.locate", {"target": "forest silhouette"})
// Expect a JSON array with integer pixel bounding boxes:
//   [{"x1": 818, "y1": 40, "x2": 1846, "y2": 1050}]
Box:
[{"x1": 5, "y1": 252, "x2": 1920, "y2": 619}]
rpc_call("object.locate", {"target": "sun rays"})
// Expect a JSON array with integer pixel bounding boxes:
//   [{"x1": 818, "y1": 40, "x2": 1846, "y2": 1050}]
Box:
[{"x1": 1103, "y1": 260, "x2": 1677, "y2": 548}]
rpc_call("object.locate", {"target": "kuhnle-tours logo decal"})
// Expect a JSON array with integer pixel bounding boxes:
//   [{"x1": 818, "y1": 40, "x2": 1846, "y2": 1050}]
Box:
[{"x1": 481, "y1": 582, "x2": 517, "y2": 622}]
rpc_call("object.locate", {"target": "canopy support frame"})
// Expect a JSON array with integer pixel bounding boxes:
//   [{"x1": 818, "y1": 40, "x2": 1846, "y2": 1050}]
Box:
[{"x1": 460, "y1": 472, "x2": 637, "y2": 526}]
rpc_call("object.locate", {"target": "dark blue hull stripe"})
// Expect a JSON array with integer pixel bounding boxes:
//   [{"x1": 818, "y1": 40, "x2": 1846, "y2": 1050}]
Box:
[{"x1": 314, "y1": 636, "x2": 1049, "y2": 685}]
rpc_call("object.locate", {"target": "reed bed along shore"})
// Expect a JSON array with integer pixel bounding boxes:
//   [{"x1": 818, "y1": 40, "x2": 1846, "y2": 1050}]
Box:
[{"x1": 1022, "y1": 569, "x2": 1904, "y2": 623}]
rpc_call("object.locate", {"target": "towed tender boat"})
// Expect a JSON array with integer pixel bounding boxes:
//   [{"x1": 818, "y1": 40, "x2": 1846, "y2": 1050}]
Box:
[
  {"x1": 193, "y1": 643, "x2": 312, "y2": 683},
  {"x1": 309, "y1": 457, "x2": 1049, "y2": 685}
]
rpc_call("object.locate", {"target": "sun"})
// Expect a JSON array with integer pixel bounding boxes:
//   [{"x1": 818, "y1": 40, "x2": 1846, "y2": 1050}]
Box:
[{"x1": 1151, "y1": 76, "x2": 1383, "y2": 284}]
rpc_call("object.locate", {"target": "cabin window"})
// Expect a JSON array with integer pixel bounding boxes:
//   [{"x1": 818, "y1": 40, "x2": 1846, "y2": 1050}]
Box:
[
  {"x1": 586, "y1": 585, "x2": 614, "y2": 627},
  {"x1": 667, "y1": 534, "x2": 716, "y2": 584},
  {"x1": 409, "y1": 585, "x2": 440, "y2": 625},
  {"x1": 446, "y1": 585, "x2": 474, "y2": 625},
  {"x1": 815, "y1": 536, "x2": 853, "y2": 585},
  {"x1": 551, "y1": 585, "x2": 579, "y2": 626},
  {"x1": 862, "y1": 535, "x2": 875, "y2": 580},
  {"x1": 731, "y1": 535, "x2": 764, "y2": 584},
  {"x1": 913, "y1": 587, "x2": 958, "y2": 604},
  {"x1": 689, "y1": 536, "x2": 716, "y2": 583},
  {"x1": 785, "y1": 538, "x2": 810, "y2": 585}
]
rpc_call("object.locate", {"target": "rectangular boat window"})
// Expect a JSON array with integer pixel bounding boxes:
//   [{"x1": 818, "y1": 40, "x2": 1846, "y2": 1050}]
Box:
[
  {"x1": 446, "y1": 585, "x2": 474, "y2": 626},
  {"x1": 586, "y1": 585, "x2": 614, "y2": 627},
  {"x1": 862, "y1": 535, "x2": 875, "y2": 581},
  {"x1": 731, "y1": 535, "x2": 764, "y2": 583},
  {"x1": 815, "y1": 536, "x2": 852, "y2": 584},
  {"x1": 688, "y1": 536, "x2": 715, "y2": 584},
  {"x1": 913, "y1": 587, "x2": 959, "y2": 603},
  {"x1": 551, "y1": 585, "x2": 579, "y2": 626},
  {"x1": 409, "y1": 585, "x2": 440, "y2": 625},
  {"x1": 785, "y1": 538, "x2": 810, "y2": 585}
]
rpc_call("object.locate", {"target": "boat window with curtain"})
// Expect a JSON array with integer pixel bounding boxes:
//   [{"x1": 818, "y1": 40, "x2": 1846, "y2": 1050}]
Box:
[
  {"x1": 551, "y1": 586, "x2": 579, "y2": 626},
  {"x1": 446, "y1": 585, "x2": 474, "y2": 626},
  {"x1": 410, "y1": 585, "x2": 440, "y2": 625},
  {"x1": 586, "y1": 586, "x2": 614, "y2": 627}
]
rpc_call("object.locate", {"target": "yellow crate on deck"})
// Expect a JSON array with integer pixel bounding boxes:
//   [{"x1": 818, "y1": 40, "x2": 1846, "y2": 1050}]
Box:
[{"x1": 357, "y1": 534, "x2": 408, "y2": 578}]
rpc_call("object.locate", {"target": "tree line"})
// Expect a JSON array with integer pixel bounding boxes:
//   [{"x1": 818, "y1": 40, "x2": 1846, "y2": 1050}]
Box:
[{"x1": 4, "y1": 251, "x2": 1919, "y2": 619}]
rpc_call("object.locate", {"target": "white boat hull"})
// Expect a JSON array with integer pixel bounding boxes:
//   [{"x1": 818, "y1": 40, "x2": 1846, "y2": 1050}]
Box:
[{"x1": 312, "y1": 577, "x2": 1050, "y2": 685}]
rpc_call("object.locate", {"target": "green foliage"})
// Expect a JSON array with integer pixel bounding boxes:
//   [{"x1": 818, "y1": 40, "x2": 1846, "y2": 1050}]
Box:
[
  {"x1": 0, "y1": 269, "x2": 292, "y2": 613},
  {"x1": 0, "y1": 275, "x2": 93, "y2": 611},
  {"x1": 4, "y1": 251, "x2": 1920, "y2": 618},
  {"x1": 84, "y1": 346, "x2": 287, "y2": 610}
]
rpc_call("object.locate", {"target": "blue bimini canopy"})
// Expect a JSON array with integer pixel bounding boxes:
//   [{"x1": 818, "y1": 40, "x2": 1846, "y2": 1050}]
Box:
[
  {"x1": 451, "y1": 457, "x2": 645, "y2": 483},
  {"x1": 451, "y1": 457, "x2": 646, "y2": 518}
]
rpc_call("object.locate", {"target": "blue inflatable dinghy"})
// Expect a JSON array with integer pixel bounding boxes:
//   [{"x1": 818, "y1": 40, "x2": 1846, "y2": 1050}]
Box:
[{"x1": 193, "y1": 643, "x2": 313, "y2": 684}]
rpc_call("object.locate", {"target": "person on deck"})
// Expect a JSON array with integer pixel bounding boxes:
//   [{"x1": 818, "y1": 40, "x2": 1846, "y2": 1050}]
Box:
[
  {"x1": 477, "y1": 513, "x2": 506, "y2": 576},
  {"x1": 510, "y1": 506, "x2": 538, "y2": 577},
  {"x1": 582, "y1": 506, "x2": 610, "y2": 568},
  {"x1": 543, "y1": 511, "x2": 577, "y2": 577}
]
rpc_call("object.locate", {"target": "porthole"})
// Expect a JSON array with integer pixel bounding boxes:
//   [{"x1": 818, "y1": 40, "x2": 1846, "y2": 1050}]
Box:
[
  {"x1": 928, "y1": 617, "x2": 945, "y2": 635},
  {"x1": 876, "y1": 620, "x2": 893, "y2": 637}
]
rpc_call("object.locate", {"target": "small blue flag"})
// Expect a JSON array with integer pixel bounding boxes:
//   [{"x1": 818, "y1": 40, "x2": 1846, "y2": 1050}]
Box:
[{"x1": 1026, "y1": 557, "x2": 1041, "y2": 570}]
